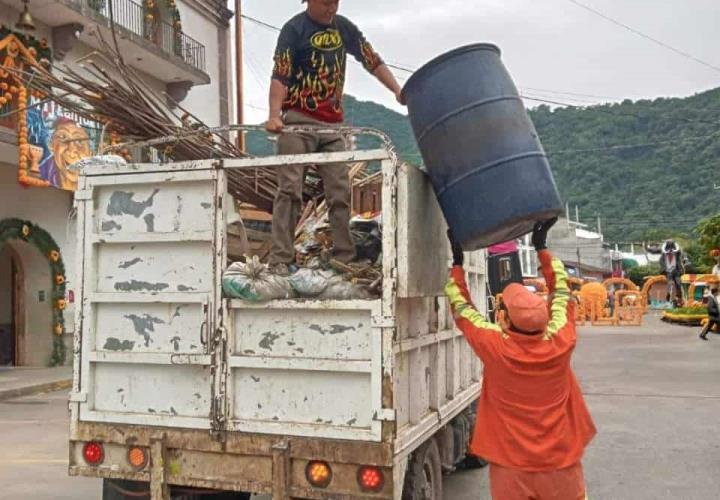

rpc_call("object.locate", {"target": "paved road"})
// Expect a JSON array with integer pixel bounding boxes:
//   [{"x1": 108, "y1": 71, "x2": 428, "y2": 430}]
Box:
[
  {"x1": 2, "y1": 315, "x2": 719, "y2": 499},
  {"x1": 0, "y1": 389, "x2": 101, "y2": 499}
]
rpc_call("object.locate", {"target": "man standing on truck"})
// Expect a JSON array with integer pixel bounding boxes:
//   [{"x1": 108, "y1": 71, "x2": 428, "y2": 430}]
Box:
[
  {"x1": 265, "y1": 0, "x2": 404, "y2": 275},
  {"x1": 445, "y1": 219, "x2": 596, "y2": 500}
]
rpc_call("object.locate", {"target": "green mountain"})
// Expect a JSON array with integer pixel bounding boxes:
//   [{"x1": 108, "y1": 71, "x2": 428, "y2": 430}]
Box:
[{"x1": 247, "y1": 90, "x2": 720, "y2": 241}]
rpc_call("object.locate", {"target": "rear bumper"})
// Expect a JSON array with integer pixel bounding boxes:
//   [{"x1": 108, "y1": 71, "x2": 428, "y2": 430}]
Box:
[{"x1": 70, "y1": 421, "x2": 394, "y2": 499}]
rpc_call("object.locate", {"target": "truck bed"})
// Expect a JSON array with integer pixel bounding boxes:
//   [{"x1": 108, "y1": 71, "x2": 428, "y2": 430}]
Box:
[{"x1": 69, "y1": 149, "x2": 486, "y2": 499}]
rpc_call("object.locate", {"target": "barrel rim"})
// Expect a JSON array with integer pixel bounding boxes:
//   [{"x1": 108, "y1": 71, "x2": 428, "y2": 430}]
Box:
[{"x1": 401, "y1": 43, "x2": 502, "y2": 99}]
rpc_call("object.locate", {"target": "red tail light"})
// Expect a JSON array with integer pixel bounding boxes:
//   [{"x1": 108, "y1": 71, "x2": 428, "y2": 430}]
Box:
[
  {"x1": 82, "y1": 441, "x2": 104, "y2": 466},
  {"x1": 358, "y1": 465, "x2": 384, "y2": 492}
]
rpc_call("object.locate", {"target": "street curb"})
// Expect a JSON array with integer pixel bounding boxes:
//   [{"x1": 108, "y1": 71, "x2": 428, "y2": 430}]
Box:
[{"x1": 0, "y1": 379, "x2": 72, "y2": 401}]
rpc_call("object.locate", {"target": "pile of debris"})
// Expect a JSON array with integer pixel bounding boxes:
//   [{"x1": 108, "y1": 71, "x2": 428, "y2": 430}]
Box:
[{"x1": 223, "y1": 210, "x2": 383, "y2": 302}]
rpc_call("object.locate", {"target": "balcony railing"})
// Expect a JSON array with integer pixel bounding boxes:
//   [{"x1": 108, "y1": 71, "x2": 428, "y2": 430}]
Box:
[{"x1": 75, "y1": 0, "x2": 206, "y2": 73}]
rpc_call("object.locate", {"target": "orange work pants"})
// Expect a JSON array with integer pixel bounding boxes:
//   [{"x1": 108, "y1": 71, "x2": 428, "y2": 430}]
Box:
[{"x1": 489, "y1": 462, "x2": 587, "y2": 500}]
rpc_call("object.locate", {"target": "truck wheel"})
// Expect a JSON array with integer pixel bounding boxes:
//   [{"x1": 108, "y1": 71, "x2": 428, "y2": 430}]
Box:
[
  {"x1": 402, "y1": 438, "x2": 443, "y2": 500},
  {"x1": 102, "y1": 479, "x2": 148, "y2": 499}
]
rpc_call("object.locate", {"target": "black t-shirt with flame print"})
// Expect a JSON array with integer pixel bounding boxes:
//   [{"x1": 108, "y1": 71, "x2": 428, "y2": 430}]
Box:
[{"x1": 272, "y1": 12, "x2": 383, "y2": 123}]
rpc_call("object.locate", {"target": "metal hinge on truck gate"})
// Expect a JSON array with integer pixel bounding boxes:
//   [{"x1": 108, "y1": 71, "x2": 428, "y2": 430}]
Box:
[{"x1": 209, "y1": 325, "x2": 228, "y2": 438}]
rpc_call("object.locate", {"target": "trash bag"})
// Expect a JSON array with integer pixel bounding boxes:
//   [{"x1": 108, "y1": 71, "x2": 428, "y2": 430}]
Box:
[
  {"x1": 317, "y1": 276, "x2": 372, "y2": 300},
  {"x1": 222, "y1": 256, "x2": 294, "y2": 302},
  {"x1": 288, "y1": 268, "x2": 336, "y2": 297},
  {"x1": 350, "y1": 216, "x2": 382, "y2": 264},
  {"x1": 68, "y1": 155, "x2": 128, "y2": 172}
]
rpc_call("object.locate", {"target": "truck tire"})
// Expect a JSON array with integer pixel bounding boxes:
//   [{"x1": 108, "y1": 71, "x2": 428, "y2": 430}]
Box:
[
  {"x1": 402, "y1": 438, "x2": 443, "y2": 500},
  {"x1": 102, "y1": 479, "x2": 149, "y2": 499}
]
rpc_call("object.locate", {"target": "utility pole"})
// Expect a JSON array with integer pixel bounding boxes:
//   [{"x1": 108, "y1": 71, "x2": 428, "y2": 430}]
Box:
[{"x1": 235, "y1": 0, "x2": 245, "y2": 152}]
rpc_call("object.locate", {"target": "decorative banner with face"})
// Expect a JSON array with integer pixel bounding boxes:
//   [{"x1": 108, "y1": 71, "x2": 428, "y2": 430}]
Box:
[{"x1": 25, "y1": 98, "x2": 101, "y2": 191}]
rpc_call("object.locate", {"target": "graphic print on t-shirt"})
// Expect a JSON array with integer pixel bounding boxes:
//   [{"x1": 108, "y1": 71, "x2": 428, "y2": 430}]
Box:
[{"x1": 272, "y1": 13, "x2": 383, "y2": 123}]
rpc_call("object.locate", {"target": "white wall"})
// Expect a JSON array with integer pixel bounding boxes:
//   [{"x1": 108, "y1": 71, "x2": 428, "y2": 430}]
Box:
[
  {"x1": 0, "y1": 163, "x2": 76, "y2": 365},
  {"x1": 178, "y1": 2, "x2": 223, "y2": 126}
]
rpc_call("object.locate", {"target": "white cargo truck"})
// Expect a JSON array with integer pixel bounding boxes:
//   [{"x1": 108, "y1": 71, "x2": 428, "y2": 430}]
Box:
[{"x1": 68, "y1": 148, "x2": 487, "y2": 500}]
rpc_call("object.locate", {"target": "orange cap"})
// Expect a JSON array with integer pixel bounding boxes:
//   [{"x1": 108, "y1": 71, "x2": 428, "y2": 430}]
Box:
[{"x1": 502, "y1": 283, "x2": 549, "y2": 333}]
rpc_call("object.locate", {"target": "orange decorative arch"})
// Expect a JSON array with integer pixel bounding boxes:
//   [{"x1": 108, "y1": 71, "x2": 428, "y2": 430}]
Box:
[
  {"x1": 614, "y1": 290, "x2": 643, "y2": 325},
  {"x1": 567, "y1": 277, "x2": 584, "y2": 292},
  {"x1": 579, "y1": 282, "x2": 608, "y2": 321},
  {"x1": 687, "y1": 275, "x2": 720, "y2": 307},
  {"x1": 602, "y1": 277, "x2": 639, "y2": 291},
  {"x1": 641, "y1": 275, "x2": 667, "y2": 312}
]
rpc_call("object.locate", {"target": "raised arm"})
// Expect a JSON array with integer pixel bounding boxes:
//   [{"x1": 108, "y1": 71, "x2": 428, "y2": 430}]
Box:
[
  {"x1": 539, "y1": 250, "x2": 572, "y2": 339},
  {"x1": 531, "y1": 218, "x2": 572, "y2": 339},
  {"x1": 445, "y1": 231, "x2": 504, "y2": 360}
]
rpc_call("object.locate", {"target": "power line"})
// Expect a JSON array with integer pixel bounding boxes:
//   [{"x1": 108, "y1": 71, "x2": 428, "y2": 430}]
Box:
[
  {"x1": 238, "y1": 15, "x2": 603, "y2": 99},
  {"x1": 241, "y1": 12, "x2": 719, "y2": 121},
  {"x1": 240, "y1": 12, "x2": 720, "y2": 134},
  {"x1": 566, "y1": 0, "x2": 720, "y2": 74},
  {"x1": 241, "y1": 14, "x2": 280, "y2": 33},
  {"x1": 520, "y1": 86, "x2": 621, "y2": 101}
]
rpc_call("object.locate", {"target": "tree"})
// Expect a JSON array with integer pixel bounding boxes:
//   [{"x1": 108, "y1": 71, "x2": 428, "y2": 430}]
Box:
[
  {"x1": 627, "y1": 263, "x2": 661, "y2": 287},
  {"x1": 696, "y1": 214, "x2": 720, "y2": 252}
]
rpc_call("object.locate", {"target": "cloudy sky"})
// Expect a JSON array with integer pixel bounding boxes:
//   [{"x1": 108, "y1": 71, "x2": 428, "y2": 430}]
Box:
[{"x1": 232, "y1": 0, "x2": 720, "y2": 123}]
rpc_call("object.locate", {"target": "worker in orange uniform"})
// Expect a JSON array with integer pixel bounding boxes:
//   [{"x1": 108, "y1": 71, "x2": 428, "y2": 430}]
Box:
[{"x1": 445, "y1": 219, "x2": 596, "y2": 500}]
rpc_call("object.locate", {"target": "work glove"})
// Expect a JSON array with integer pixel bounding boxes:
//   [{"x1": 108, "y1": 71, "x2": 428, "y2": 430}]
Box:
[
  {"x1": 447, "y1": 229, "x2": 464, "y2": 267},
  {"x1": 531, "y1": 217, "x2": 558, "y2": 251}
]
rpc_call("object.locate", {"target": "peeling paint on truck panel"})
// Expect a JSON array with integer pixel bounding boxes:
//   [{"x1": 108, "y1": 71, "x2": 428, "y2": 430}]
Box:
[
  {"x1": 96, "y1": 182, "x2": 214, "y2": 234},
  {"x1": 115, "y1": 280, "x2": 169, "y2": 292},
  {"x1": 92, "y1": 364, "x2": 211, "y2": 417},
  {"x1": 173, "y1": 195, "x2": 183, "y2": 232},
  {"x1": 233, "y1": 369, "x2": 370, "y2": 427},
  {"x1": 234, "y1": 309, "x2": 372, "y2": 360},
  {"x1": 143, "y1": 213, "x2": 155, "y2": 232},
  {"x1": 101, "y1": 220, "x2": 122, "y2": 232},
  {"x1": 258, "y1": 332, "x2": 280, "y2": 351},
  {"x1": 308, "y1": 324, "x2": 356, "y2": 335},
  {"x1": 124, "y1": 314, "x2": 165, "y2": 347},
  {"x1": 94, "y1": 303, "x2": 203, "y2": 354},
  {"x1": 97, "y1": 243, "x2": 213, "y2": 294},
  {"x1": 118, "y1": 258, "x2": 143, "y2": 269},
  {"x1": 103, "y1": 338, "x2": 135, "y2": 351},
  {"x1": 106, "y1": 189, "x2": 159, "y2": 218}
]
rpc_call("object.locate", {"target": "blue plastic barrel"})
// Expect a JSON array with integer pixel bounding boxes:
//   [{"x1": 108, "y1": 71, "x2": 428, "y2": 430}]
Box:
[{"x1": 402, "y1": 44, "x2": 563, "y2": 250}]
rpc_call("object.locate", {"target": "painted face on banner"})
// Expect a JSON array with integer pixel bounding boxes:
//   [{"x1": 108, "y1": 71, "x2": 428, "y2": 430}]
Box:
[{"x1": 51, "y1": 121, "x2": 92, "y2": 189}]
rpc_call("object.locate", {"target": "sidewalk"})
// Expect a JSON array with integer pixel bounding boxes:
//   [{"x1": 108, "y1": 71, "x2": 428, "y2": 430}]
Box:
[{"x1": 0, "y1": 366, "x2": 72, "y2": 401}]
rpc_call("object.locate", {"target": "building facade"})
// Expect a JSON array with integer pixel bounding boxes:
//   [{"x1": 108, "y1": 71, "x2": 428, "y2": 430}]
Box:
[
  {"x1": 547, "y1": 217, "x2": 611, "y2": 280},
  {"x1": 0, "y1": 0, "x2": 233, "y2": 366}
]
